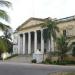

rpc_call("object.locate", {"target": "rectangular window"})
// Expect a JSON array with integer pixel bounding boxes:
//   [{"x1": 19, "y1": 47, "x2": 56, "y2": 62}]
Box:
[{"x1": 63, "y1": 30, "x2": 66, "y2": 36}]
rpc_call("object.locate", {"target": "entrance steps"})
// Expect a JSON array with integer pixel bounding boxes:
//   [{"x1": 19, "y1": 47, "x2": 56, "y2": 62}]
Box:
[{"x1": 5, "y1": 54, "x2": 32, "y2": 63}]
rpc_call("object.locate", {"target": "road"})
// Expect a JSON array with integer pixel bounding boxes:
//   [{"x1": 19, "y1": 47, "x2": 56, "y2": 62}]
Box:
[{"x1": 0, "y1": 62, "x2": 75, "y2": 75}]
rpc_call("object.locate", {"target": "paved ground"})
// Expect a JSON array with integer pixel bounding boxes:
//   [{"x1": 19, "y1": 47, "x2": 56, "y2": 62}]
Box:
[{"x1": 0, "y1": 62, "x2": 75, "y2": 75}]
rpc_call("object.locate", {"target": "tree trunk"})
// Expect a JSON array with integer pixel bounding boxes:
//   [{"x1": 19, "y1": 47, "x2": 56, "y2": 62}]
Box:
[
  {"x1": 48, "y1": 38, "x2": 52, "y2": 61},
  {"x1": 60, "y1": 54, "x2": 64, "y2": 62},
  {"x1": 53, "y1": 39, "x2": 56, "y2": 53}
]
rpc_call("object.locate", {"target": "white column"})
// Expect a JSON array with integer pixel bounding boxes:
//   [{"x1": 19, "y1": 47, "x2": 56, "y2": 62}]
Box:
[
  {"x1": 23, "y1": 33, "x2": 25, "y2": 54},
  {"x1": 34, "y1": 31, "x2": 37, "y2": 53},
  {"x1": 18, "y1": 34, "x2": 20, "y2": 54},
  {"x1": 41, "y1": 29, "x2": 44, "y2": 53},
  {"x1": 28, "y1": 32, "x2": 31, "y2": 54}
]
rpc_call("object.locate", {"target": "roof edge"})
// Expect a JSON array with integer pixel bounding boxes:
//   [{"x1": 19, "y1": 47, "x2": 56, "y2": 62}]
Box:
[
  {"x1": 15, "y1": 15, "x2": 75, "y2": 32},
  {"x1": 16, "y1": 17, "x2": 45, "y2": 31}
]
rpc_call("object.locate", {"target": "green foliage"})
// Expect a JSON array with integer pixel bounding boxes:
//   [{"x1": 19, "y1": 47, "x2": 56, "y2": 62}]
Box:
[
  {"x1": 31, "y1": 59, "x2": 37, "y2": 63},
  {"x1": 42, "y1": 19, "x2": 59, "y2": 40},
  {"x1": 0, "y1": 0, "x2": 11, "y2": 22},
  {"x1": 41, "y1": 19, "x2": 59, "y2": 61},
  {"x1": 42, "y1": 58, "x2": 52, "y2": 64},
  {"x1": 43, "y1": 58, "x2": 75, "y2": 65},
  {"x1": 56, "y1": 60, "x2": 75, "y2": 65},
  {"x1": 0, "y1": 0, "x2": 11, "y2": 31},
  {"x1": 3, "y1": 38, "x2": 13, "y2": 53},
  {"x1": 48, "y1": 51, "x2": 59, "y2": 56},
  {"x1": 0, "y1": 31, "x2": 13, "y2": 54},
  {"x1": 2, "y1": 25, "x2": 12, "y2": 53},
  {"x1": 0, "y1": 10, "x2": 9, "y2": 21},
  {"x1": 41, "y1": 19, "x2": 59, "y2": 46},
  {"x1": 56, "y1": 35, "x2": 69, "y2": 62},
  {"x1": 0, "y1": 37, "x2": 8, "y2": 53},
  {"x1": 3, "y1": 27, "x2": 12, "y2": 40},
  {"x1": 72, "y1": 47, "x2": 75, "y2": 56},
  {"x1": 0, "y1": 22, "x2": 11, "y2": 31}
]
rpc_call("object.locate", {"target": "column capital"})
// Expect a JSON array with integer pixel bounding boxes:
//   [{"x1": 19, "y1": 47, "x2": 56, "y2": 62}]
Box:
[
  {"x1": 41, "y1": 29, "x2": 43, "y2": 31},
  {"x1": 34, "y1": 30, "x2": 37, "y2": 33}
]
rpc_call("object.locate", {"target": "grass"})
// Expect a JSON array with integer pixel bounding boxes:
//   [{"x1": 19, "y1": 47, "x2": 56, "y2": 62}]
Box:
[{"x1": 49, "y1": 72, "x2": 75, "y2": 75}]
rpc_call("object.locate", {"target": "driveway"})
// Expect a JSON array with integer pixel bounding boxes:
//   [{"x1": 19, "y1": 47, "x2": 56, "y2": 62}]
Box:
[{"x1": 0, "y1": 62, "x2": 75, "y2": 75}]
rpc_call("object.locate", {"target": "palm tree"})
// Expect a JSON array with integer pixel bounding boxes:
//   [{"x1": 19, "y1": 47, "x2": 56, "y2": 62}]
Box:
[
  {"x1": 0, "y1": 0, "x2": 11, "y2": 55},
  {"x1": 0, "y1": 22, "x2": 11, "y2": 31},
  {"x1": 0, "y1": 0, "x2": 11, "y2": 31},
  {"x1": 56, "y1": 35, "x2": 70, "y2": 62},
  {"x1": 41, "y1": 18, "x2": 59, "y2": 60}
]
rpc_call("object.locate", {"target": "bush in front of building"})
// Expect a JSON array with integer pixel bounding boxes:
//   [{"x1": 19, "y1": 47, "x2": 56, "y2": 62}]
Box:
[
  {"x1": 31, "y1": 59, "x2": 37, "y2": 63},
  {"x1": 42, "y1": 58, "x2": 75, "y2": 65},
  {"x1": 72, "y1": 47, "x2": 75, "y2": 57},
  {"x1": 42, "y1": 58, "x2": 52, "y2": 64}
]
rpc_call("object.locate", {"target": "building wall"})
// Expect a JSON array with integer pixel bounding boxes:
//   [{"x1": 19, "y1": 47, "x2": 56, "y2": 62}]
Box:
[
  {"x1": 17, "y1": 19, "x2": 75, "y2": 38},
  {"x1": 57, "y1": 20, "x2": 75, "y2": 36},
  {"x1": 13, "y1": 17, "x2": 75, "y2": 55}
]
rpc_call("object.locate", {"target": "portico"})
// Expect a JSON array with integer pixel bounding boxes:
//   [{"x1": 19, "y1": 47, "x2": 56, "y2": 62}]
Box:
[
  {"x1": 13, "y1": 17, "x2": 54, "y2": 55},
  {"x1": 13, "y1": 16, "x2": 75, "y2": 62},
  {"x1": 17, "y1": 29, "x2": 46, "y2": 54}
]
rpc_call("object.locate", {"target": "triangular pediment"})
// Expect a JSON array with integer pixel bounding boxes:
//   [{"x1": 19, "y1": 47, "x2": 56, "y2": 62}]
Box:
[{"x1": 17, "y1": 17, "x2": 45, "y2": 31}]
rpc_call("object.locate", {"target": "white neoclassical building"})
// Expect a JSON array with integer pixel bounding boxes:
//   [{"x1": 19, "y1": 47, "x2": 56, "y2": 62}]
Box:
[
  {"x1": 13, "y1": 16, "x2": 75, "y2": 55},
  {"x1": 13, "y1": 17, "x2": 55, "y2": 55}
]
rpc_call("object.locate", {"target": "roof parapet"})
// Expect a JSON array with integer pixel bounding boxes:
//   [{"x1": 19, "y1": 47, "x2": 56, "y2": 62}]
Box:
[{"x1": 57, "y1": 15, "x2": 75, "y2": 22}]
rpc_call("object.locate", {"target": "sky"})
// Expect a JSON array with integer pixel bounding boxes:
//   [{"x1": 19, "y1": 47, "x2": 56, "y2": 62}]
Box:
[{"x1": 5, "y1": 0, "x2": 75, "y2": 30}]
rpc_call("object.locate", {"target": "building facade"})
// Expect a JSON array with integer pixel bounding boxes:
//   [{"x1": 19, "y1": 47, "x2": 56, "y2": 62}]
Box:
[{"x1": 13, "y1": 16, "x2": 75, "y2": 55}]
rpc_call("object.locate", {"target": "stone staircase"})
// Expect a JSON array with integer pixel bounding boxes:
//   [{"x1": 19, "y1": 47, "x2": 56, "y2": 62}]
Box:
[{"x1": 5, "y1": 55, "x2": 32, "y2": 63}]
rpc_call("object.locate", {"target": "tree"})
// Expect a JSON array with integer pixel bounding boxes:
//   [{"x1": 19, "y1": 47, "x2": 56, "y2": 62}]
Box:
[
  {"x1": 0, "y1": 0, "x2": 11, "y2": 31},
  {"x1": 56, "y1": 35, "x2": 70, "y2": 62},
  {"x1": 1, "y1": 26, "x2": 13, "y2": 53},
  {"x1": 41, "y1": 18, "x2": 59, "y2": 60},
  {"x1": 0, "y1": 0, "x2": 12, "y2": 54},
  {"x1": 3, "y1": 27, "x2": 12, "y2": 40},
  {"x1": 0, "y1": 37, "x2": 8, "y2": 54},
  {"x1": 0, "y1": 27, "x2": 13, "y2": 54}
]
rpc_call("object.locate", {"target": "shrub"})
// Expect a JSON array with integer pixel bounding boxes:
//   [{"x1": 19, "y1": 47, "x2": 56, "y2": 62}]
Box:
[
  {"x1": 31, "y1": 59, "x2": 36, "y2": 63},
  {"x1": 42, "y1": 57, "x2": 75, "y2": 65},
  {"x1": 42, "y1": 58, "x2": 52, "y2": 64},
  {"x1": 72, "y1": 47, "x2": 75, "y2": 57},
  {"x1": 55, "y1": 60, "x2": 75, "y2": 65}
]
